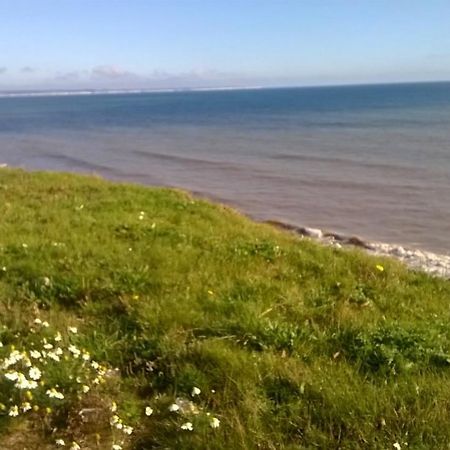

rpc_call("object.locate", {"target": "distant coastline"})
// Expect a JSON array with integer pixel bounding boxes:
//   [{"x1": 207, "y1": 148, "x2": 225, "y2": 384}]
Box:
[{"x1": 1, "y1": 80, "x2": 449, "y2": 99}]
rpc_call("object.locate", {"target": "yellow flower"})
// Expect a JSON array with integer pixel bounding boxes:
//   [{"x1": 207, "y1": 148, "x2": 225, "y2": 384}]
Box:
[{"x1": 376, "y1": 264, "x2": 384, "y2": 272}]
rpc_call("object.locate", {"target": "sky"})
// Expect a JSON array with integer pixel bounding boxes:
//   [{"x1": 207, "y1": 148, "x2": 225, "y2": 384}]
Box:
[{"x1": 0, "y1": 0, "x2": 450, "y2": 91}]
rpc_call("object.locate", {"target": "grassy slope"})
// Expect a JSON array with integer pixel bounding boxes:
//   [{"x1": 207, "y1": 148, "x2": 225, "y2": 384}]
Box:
[{"x1": 0, "y1": 168, "x2": 450, "y2": 449}]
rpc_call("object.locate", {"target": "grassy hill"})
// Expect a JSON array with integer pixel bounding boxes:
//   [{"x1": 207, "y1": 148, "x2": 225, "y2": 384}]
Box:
[{"x1": 0, "y1": 168, "x2": 449, "y2": 449}]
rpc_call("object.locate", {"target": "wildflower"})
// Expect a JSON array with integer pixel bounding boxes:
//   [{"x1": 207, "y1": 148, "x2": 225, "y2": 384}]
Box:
[
  {"x1": 145, "y1": 406, "x2": 153, "y2": 416},
  {"x1": 2, "y1": 350, "x2": 24, "y2": 368},
  {"x1": 15, "y1": 372, "x2": 37, "y2": 390},
  {"x1": 112, "y1": 445, "x2": 122, "y2": 450},
  {"x1": 123, "y1": 425, "x2": 133, "y2": 435},
  {"x1": 376, "y1": 264, "x2": 384, "y2": 272},
  {"x1": 42, "y1": 321, "x2": 50, "y2": 328},
  {"x1": 47, "y1": 351, "x2": 60, "y2": 362},
  {"x1": 207, "y1": 290, "x2": 214, "y2": 295},
  {"x1": 30, "y1": 350, "x2": 42, "y2": 359},
  {"x1": 55, "y1": 439, "x2": 66, "y2": 446},
  {"x1": 68, "y1": 344, "x2": 81, "y2": 358},
  {"x1": 43, "y1": 343, "x2": 54, "y2": 350},
  {"x1": 9, "y1": 405, "x2": 19, "y2": 417},
  {"x1": 0, "y1": 341, "x2": 3, "y2": 347},
  {"x1": 22, "y1": 243, "x2": 28, "y2": 248},
  {"x1": 191, "y1": 386, "x2": 201, "y2": 396},
  {"x1": 210, "y1": 417, "x2": 220, "y2": 428},
  {"x1": 68, "y1": 326, "x2": 78, "y2": 334},
  {"x1": 55, "y1": 332, "x2": 62, "y2": 342},
  {"x1": 82, "y1": 351, "x2": 90, "y2": 361},
  {"x1": 168, "y1": 403, "x2": 180, "y2": 412},
  {"x1": 110, "y1": 401, "x2": 117, "y2": 412},
  {"x1": 29, "y1": 366, "x2": 42, "y2": 380},
  {"x1": 91, "y1": 361, "x2": 99, "y2": 370},
  {"x1": 21, "y1": 402, "x2": 32, "y2": 412},
  {"x1": 5, "y1": 371, "x2": 19, "y2": 381},
  {"x1": 82, "y1": 385, "x2": 90, "y2": 393},
  {"x1": 43, "y1": 276, "x2": 51, "y2": 286},
  {"x1": 45, "y1": 407, "x2": 52, "y2": 414},
  {"x1": 46, "y1": 388, "x2": 64, "y2": 399},
  {"x1": 110, "y1": 414, "x2": 121, "y2": 425},
  {"x1": 180, "y1": 422, "x2": 193, "y2": 431},
  {"x1": 70, "y1": 442, "x2": 81, "y2": 450},
  {"x1": 393, "y1": 444, "x2": 401, "y2": 450}
]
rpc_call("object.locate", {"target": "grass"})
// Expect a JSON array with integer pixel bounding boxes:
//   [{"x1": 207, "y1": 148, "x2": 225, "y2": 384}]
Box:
[{"x1": 0, "y1": 167, "x2": 449, "y2": 449}]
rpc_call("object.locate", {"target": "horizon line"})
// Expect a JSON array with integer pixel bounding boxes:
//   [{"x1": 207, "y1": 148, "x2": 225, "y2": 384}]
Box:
[{"x1": 0, "y1": 79, "x2": 449, "y2": 99}]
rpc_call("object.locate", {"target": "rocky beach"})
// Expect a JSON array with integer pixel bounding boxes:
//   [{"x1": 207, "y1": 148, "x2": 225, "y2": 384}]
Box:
[{"x1": 267, "y1": 220, "x2": 450, "y2": 279}]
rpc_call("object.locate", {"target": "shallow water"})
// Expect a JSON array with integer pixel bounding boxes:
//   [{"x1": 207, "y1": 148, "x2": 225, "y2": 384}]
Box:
[{"x1": 0, "y1": 83, "x2": 449, "y2": 253}]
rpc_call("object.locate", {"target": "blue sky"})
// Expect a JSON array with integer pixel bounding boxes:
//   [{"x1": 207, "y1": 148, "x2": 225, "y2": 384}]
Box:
[{"x1": 1, "y1": 0, "x2": 450, "y2": 90}]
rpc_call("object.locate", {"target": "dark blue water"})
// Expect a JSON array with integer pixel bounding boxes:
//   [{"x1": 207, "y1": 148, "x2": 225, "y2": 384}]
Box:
[{"x1": 1, "y1": 83, "x2": 449, "y2": 253}]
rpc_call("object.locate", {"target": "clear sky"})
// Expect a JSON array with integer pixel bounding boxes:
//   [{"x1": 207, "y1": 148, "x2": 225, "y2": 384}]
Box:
[{"x1": 1, "y1": 0, "x2": 450, "y2": 90}]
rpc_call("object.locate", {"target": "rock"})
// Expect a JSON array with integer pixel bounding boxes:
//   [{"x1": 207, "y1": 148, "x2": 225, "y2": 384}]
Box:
[
  {"x1": 392, "y1": 246, "x2": 406, "y2": 257},
  {"x1": 302, "y1": 227, "x2": 323, "y2": 239}
]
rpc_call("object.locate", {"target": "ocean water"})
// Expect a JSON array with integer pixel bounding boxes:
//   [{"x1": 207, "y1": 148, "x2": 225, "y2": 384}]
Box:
[{"x1": 0, "y1": 82, "x2": 449, "y2": 253}]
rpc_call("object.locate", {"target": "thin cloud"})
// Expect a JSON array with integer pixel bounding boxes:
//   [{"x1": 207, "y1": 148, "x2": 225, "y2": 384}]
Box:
[
  {"x1": 91, "y1": 65, "x2": 135, "y2": 79},
  {"x1": 21, "y1": 66, "x2": 36, "y2": 73}
]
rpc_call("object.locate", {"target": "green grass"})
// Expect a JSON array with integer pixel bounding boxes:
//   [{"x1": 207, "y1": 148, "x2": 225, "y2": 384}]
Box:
[{"x1": 0, "y1": 168, "x2": 449, "y2": 449}]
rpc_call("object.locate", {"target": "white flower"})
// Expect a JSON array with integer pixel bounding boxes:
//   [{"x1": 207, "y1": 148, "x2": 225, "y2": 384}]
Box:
[
  {"x1": 112, "y1": 445, "x2": 122, "y2": 450},
  {"x1": 47, "y1": 351, "x2": 60, "y2": 362},
  {"x1": 15, "y1": 373, "x2": 37, "y2": 390},
  {"x1": 21, "y1": 402, "x2": 32, "y2": 412},
  {"x1": 91, "y1": 361, "x2": 99, "y2": 370},
  {"x1": 30, "y1": 350, "x2": 42, "y2": 359},
  {"x1": 82, "y1": 385, "x2": 90, "y2": 393},
  {"x1": 42, "y1": 321, "x2": 50, "y2": 328},
  {"x1": 68, "y1": 345, "x2": 81, "y2": 358},
  {"x1": 54, "y1": 332, "x2": 62, "y2": 342},
  {"x1": 34, "y1": 318, "x2": 42, "y2": 325},
  {"x1": 393, "y1": 444, "x2": 401, "y2": 450},
  {"x1": 43, "y1": 343, "x2": 53, "y2": 350},
  {"x1": 123, "y1": 425, "x2": 133, "y2": 435},
  {"x1": 180, "y1": 422, "x2": 193, "y2": 431},
  {"x1": 5, "y1": 371, "x2": 19, "y2": 381},
  {"x1": 110, "y1": 414, "x2": 120, "y2": 424},
  {"x1": 55, "y1": 439, "x2": 66, "y2": 446},
  {"x1": 110, "y1": 401, "x2": 117, "y2": 412},
  {"x1": 46, "y1": 388, "x2": 64, "y2": 399},
  {"x1": 70, "y1": 442, "x2": 80, "y2": 450},
  {"x1": 9, "y1": 405, "x2": 19, "y2": 417},
  {"x1": 0, "y1": 341, "x2": 3, "y2": 347},
  {"x1": 210, "y1": 417, "x2": 220, "y2": 428},
  {"x1": 168, "y1": 403, "x2": 180, "y2": 412},
  {"x1": 191, "y1": 386, "x2": 201, "y2": 396},
  {"x1": 145, "y1": 406, "x2": 153, "y2": 416},
  {"x1": 29, "y1": 367, "x2": 42, "y2": 380},
  {"x1": 43, "y1": 276, "x2": 51, "y2": 286},
  {"x1": 68, "y1": 326, "x2": 78, "y2": 334},
  {"x1": 82, "y1": 352, "x2": 90, "y2": 361},
  {"x1": 2, "y1": 350, "x2": 24, "y2": 368}
]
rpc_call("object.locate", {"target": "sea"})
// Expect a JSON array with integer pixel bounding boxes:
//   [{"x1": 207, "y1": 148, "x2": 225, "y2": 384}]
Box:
[{"x1": 0, "y1": 82, "x2": 449, "y2": 254}]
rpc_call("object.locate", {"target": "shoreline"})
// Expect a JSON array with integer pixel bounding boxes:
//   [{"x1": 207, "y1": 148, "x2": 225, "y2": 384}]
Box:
[
  {"x1": 1, "y1": 163, "x2": 449, "y2": 279},
  {"x1": 266, "y1": 220, "x2": 450, "y2": 279}
]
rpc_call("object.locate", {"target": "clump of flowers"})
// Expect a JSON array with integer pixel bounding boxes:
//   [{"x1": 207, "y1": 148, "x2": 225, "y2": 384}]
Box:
[
  {"x1": 0, "y1": 319, "x2": 134, "y2": 448},
  {"x1": 0, "y1": 319, "x2": 221, "y2": 448}
]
